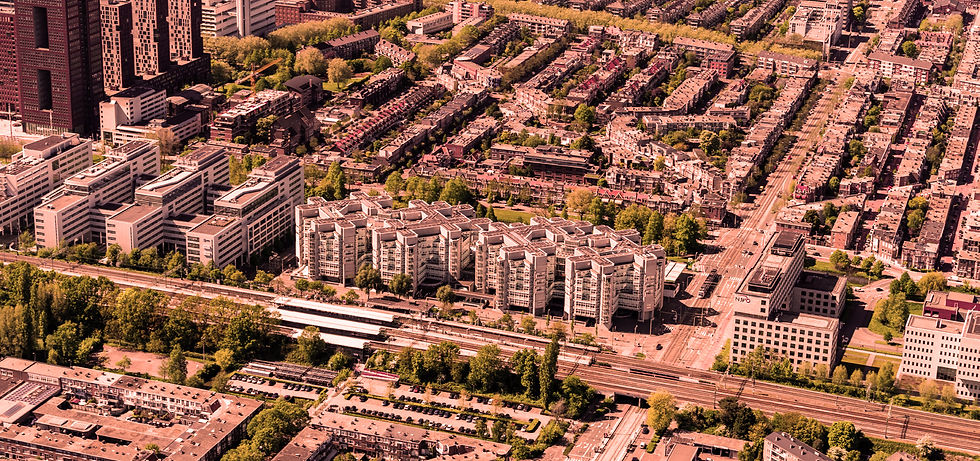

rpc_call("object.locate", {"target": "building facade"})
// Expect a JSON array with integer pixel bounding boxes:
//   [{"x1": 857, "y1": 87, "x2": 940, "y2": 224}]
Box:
[{"x1": 14, "y1": 0, "x2": 104, "y2": 135}]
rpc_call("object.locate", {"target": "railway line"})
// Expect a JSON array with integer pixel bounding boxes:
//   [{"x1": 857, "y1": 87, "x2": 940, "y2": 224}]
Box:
[{"x1": 4, "y1": 252, "x2": 980, "y2": 454}]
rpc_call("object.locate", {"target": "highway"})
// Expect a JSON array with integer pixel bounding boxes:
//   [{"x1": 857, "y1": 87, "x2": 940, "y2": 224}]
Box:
[{"x1": 4, "y1": 251, "x2": 980, "y2": 453}]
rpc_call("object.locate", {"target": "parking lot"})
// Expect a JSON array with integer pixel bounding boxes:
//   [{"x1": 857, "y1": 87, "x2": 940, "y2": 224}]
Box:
[
  {"x1": 325, "y1": 378, "x2": 551, "y2": 440},
  {"x1": 227, "y1": 373, "x2": 324, "y2": 401}
]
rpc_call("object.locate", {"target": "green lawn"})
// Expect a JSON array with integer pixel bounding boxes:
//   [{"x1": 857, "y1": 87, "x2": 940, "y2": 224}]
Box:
[
  {"x1": 842, "y1": 349, "x2": 870, "y2": 368},
  {"x1": 493, "y1": 208, "x2": 535, "y2": 224},
  {"x1": 805, "y1": 260, "x2": 873, "y2": 285}
]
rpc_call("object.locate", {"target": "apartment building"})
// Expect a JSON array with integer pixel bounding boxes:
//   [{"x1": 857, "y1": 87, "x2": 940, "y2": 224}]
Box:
[
  {"x1": 449, "y1": 0, "x2": 493, "y2": 22},
  {"x1": 731, "y1": 0, "x2": 785, "y2": 40},
  {"x1": 297, "y1": 196, "x2": 667, "y2": 324},
  {"x1": 661, "y1": 69, "x2": 719, "y2": 114},
  {"x1": 406, "y1": 11, "x2": 453, "y2": 34},
  {"x1": 101, "y1": 0, "x2": 137, "y2": 92},
  {"x1": 0, "y1": 134, "x2": 93, "y2": 236},
  {"x1": 475, "y1": 217, "x2": 666, "y2": 324},
  {"x1": 507, "y1": 13, "x2": 571, "y2": 38},
  {"x1": 866, "y1": 186, "x2": 912, "y2": 263},
  {"x1": 211, "y1": 90, "x2": 301, "y2": 142},
  {"x1": 756, "y1": 51, "x2": 819, "y2": 77},
  {"x1": 764, "y1": 432, "x2": 830, "y2": 461},
  {"x1": 901, "y1": 194, "x2": 953, "y2": 270},
  {"x1": 647, "y1": 0, "x2": 696, "y2": 23},
  {"x1": 731, "y1": 231, "x2": 846, "y2": 368},
  {"x1": 0, "y1": 357, "x2": 261, "y2": 460},
  {"x1": 899, "y1": 310, "x2": 980, "y2": 401},
  {"x1": 34, "y1": 141, "x2": 161, "y2": 248},
  {"x1": 868, "y1": 52, "x2": 933, "y2": 86}
]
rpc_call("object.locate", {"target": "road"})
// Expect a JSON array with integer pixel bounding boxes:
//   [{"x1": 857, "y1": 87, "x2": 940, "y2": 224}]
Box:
[{"x1": 669, "y1": 72, "x2": 853, "y2": 370}]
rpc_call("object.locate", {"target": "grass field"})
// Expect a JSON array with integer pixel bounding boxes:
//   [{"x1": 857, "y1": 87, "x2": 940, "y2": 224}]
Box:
[
  {"x1": 842, "y1": 349, "x2": 870, "y2": 368},
  {"x1": 493, "y1": 208, "x2": 535, "y2": 224}
]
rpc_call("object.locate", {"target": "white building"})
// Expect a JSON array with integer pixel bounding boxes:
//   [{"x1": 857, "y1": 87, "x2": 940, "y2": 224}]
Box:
[
  {"x1": 202, "y1": 0, "x2": 240, "y2": 37},
  {"x1": 0, "y1": 134, "x2": 92, "y2": 236},
  {"x1": 100, "y1": 86, "x2": 203, "y2": 147},
  {"x1": 731, "y1": 232, "x2": 846, "y2": 368},
  {"x1": 900, "y1": 311, "x2": 980, "y2": 401},
  {"x1": 188, "y1": 155, "x2": 304, "y2": 267},
  {"x1": 34, "y1": 140, "x2": 161, "y2": 248}
]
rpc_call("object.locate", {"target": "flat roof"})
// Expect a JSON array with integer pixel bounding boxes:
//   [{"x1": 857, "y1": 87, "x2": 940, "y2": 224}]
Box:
[
  {"x1": 273, "y1": 296, "x2": 395, "y2": 324},
  {"x1": 275, "y1": 309, "x2": 383, "y2": 337},
  {"x1": 907, "y1": 314, "x2": 964, "y2": 334},
  {"x1": 109, "y1": 203, "x2": 162, "y2": 224}
]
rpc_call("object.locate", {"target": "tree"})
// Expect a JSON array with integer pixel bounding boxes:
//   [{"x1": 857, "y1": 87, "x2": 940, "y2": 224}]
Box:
[
  {"x1": 295, "y1": 326, "x2": 328, "y2": 365},
  {"x1": 254, "y1": 270, "x2": 274, "y2": 285},
  {"x1": 560, "y1": 375, "x2": 596, "y2": 419},
  {"x1": 17, "y1": 231, "x2": 34, "y2": 251},
  {"x1": 573, "y1": 104, "x2": 595, "y2": 130},
  {"x1": 919, "y1": 379, "x2": 939, "y2": 405},
  {"x1": 828, "y1": 421, "x2": 858, "y2": 450},
  {"x1": 646, "y1": 391, "x2": 676, "y2": 434},
  {"x1": 438, "y1": 178, "x2": 472, "y2": 205},
  {"x1": 46, "y1": 322, "x2": 84, "y2": 366},
  {"x1": 436, "y1": 285, "x2": 456, "y2": 305},
  {"x1": 940, "y1": 383, "x2": 958, "y2": 408},
  {"x1": 389, "y1": 273, "x2": 413, "y2": 298},
  {"x1": 852, "y1": 6, "x2": 865, "y2": 23},
  {"x1": 877, "y1": 362, "x2": 896, "y2": 394},
  {"x1": 385, "y1": 170, "x2": 405, "y2": 196},
  {"x1": 566, "y1": 188, "x2": 595, "y2": 218},
  {"x1": 109, "y1": 289, "x2": 164, "y2": 348},
  {"x1": 521, "y1": 315, "x2": 537, "y2": 335},
  {"x1": 223, "y1": 264, "x2": 247, "y2": 287},
  {"x1": 792, "y1": 417, "x2": 828, "y2": 451},
  {"x1": 161, "y1": 346, "x2": 188, "y2": 384},
  {"x1": 373, "y1": 55, "x2": 393, "y2": 73},
  {"x1": 328, "y1": 350, "x2": 353, "y2": 370},
  {"x1": 245, "y1": 400, "x2": 310, "y2": 455},
  {"x1": 874, "y1": 294, "x2": 910, "y2": 331},
  {"x1": 644, "y1": 211, "x2": 665, "y2": 245},
  {"x1": 116, "y1": 356, "x2": 132, "y2": 371},
  {"x1": 901, "y1": 41, "x2": 919, "y2": 58},
  {"x1": 511, "y1": 349, "x2": 539, "y2": 398},
  {"x1": 870, "y1": 260, "x2": 885, "y2": 279},
  {"x1": 294, "y1": 47, "x2": 328, "y2": 76},
  {"x1": 615, "y1": 204, "x2": 653, "y2": 233},
  {"x1": 848, "y1": 369, "x2": 864, "y2": 388},
  {"x1": 699, "y1": 131, "x2": 720, "y2": 156},
  {"x1": 883, "y1": 330, "x2": 893, "y2": 343},
  {"x1": 327, "y1": 58, "x2": 352, "y2": 85},
  {"x1": 907, "y1": 209, "x2": 925, "y2": 235},
  {"x1": 832, "y1": 365, "x2": 849, "y2": 386},
  {"x1": 215, "y1": 348, "x2": 236, "y2": 370},
  {"x1": 830, "y1": 250, "x2": 851, "y2": 273},
  {"x1": 467, "y1": 344, "x2": 503, "y2": 392},
  {"x1": 354, "y1": 264, "x2": 383, "y2": 297},
  {"x1": 917, "y1": 272, "x2": 946, "y2": 294},
  {"x1": 540, "y1": 338, "x2": 560, "y2": 406},
  {"x1": 718, "y1": 397, "x2": 755, "y2": 439}
]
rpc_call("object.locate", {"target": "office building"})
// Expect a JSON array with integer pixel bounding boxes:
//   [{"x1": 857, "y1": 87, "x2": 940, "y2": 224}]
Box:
[
  {"x1": 0, "y1": 134, "x2": 92, "y2": 235},
  {"x1": 101, "y1": 0, "x2": 136, "y2": 92},
  {"x1": 14, "y1": 0, "x2": 104, "y2": 135},
  {"x1": 188, "y1": 155, "x2": 304, "y2": 267},
  {"x1": 99, "y1": 86, "x2": 167, "y2": 145},
  {"x1": 899, "y1": 310, "x2": 980, "y2": 401},
  {"x1": 731, "y1": 231, "x2": 846, "y2": 368},
  {"x1": 763, "y1": 432, "x2": 830, "y2": 461},
  {"x1": 787, "y1": 0, "x2": 845, "y2": 57},
  {"x1": 0, "y1": 5, "x2": 17, "y2": 111},
  {"x1": 448, "y1": 0, "x2": 492, "y2": 23},
  {"x1": 107, "y1": 144, "x2": 230, "y2": 253},
  {"x1": 34, "y1": 140, "x2": 161, "y2": 248}
]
